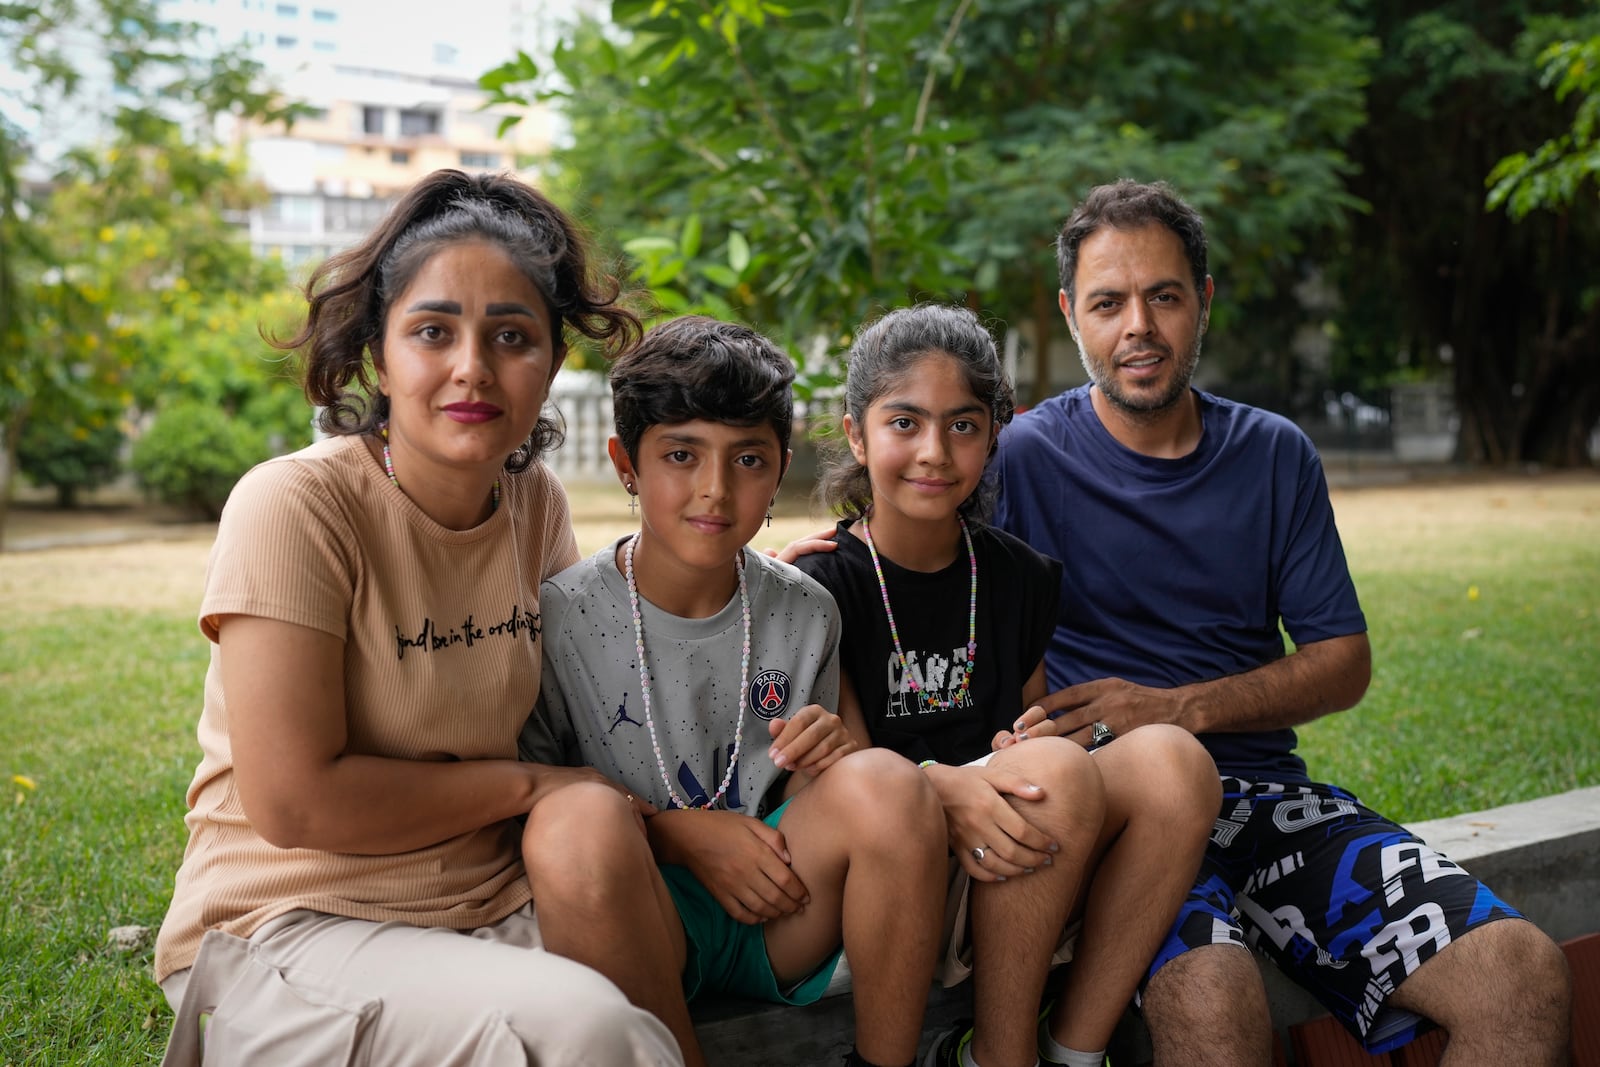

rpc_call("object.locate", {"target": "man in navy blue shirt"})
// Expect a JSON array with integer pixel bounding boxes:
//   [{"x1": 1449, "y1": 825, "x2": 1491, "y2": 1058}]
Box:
[{"x1": 993, "y1": 179, "x2": 1569, "y2": 1065}]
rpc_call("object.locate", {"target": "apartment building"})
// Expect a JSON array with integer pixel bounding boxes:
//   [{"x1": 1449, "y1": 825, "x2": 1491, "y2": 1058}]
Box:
[{"x1": 156, "y1": 0, "x2": 596, "y2": 267}]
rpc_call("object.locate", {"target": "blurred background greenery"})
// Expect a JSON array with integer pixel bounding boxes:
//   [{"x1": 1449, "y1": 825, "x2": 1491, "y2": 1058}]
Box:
[{"x1": 4, "y1": 0, "x2": 1600, "y2": 539}]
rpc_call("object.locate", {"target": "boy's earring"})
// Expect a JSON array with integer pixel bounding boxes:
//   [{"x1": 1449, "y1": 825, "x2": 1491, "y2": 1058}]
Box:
[{"x1": 766, "y1": 497, "x2": 775, "y2": 528}]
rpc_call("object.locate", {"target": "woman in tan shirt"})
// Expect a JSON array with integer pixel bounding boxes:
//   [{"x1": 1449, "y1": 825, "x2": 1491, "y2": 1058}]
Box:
[{"x1": 154, "y1": 169, "x2": 683, "y2": 1066}]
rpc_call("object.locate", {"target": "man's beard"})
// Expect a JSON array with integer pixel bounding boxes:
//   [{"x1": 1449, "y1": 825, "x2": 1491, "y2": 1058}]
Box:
[{"x1": 1079, "y1": 323, "x2": 1205, "y2": 418}]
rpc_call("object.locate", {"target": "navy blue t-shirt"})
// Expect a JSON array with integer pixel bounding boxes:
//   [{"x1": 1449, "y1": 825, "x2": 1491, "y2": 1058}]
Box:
[{"x1": 991, "y1": 386, "x2": 1367, "y2": 783}]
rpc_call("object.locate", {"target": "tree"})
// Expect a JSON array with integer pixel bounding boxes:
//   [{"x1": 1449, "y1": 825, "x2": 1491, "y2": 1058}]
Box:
[
  {"x1": 0, "y1": 0, "x2": 299, "y2": 540},
  {"x1": 129, "y1": 286, "x2": 311, "y2": 521},
  {"x1": 1487, "y1": 34, "x2": 1600, "y2": 218},
  {"x1": 1333, "y1": 2, "x2": 1600, "y2": 466},
  {"x1": 490, "y1": 0, "x2": 982, "y2": 388},
  {"x1": 490, "y1": 1, "x2": 1371, "y2": 405},
  {"x1": 935, "y1": 0, "x2": 1372, "y2": 404}
]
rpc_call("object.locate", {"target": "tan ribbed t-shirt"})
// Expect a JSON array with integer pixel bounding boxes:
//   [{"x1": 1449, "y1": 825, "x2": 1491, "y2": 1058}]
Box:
[{"x1": 154, "y1": 434, "x2": 579, "y2": 982}]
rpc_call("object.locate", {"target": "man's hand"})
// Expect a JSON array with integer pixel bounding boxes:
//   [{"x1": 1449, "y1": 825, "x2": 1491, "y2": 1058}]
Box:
[
  {"x1": 648, "y1": 809, "x2": 809, "y2": 925},
  {"x1": 761, "y1": 526, "x2": 839, "y2": 565},
  {"x1": 995, "y1": 635, "x2": 1372, "y2": 747},
  {"x1": 924, "y1": 763, "x2": 1058, "y2": 882},
  {"x1": 768, "y1": 704, "x2": 858, "y2": 776},
  {"x1": 995, "y1": 677, "x2": 1182, "y2": 750}
]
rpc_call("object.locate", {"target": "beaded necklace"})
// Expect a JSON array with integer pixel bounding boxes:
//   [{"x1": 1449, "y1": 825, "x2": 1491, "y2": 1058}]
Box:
[
  {"x1": 624, "y1": 532, "x2": 751, "y2": 810},
  {"x1": 379, "y1": 424, "x2": 500, "y2": 511},
  {"x1": 860, "y1": 515, "x2": 977, "y2": 711}
]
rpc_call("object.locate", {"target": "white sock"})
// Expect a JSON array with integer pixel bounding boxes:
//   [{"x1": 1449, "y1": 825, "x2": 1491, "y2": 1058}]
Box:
[
  {"x1": 1037, "y1": 1018, "x2": 1102, "y2": 1067},
  {"x1": 959, "y1": 1040, "x2": 1038, "y2": 1067}
]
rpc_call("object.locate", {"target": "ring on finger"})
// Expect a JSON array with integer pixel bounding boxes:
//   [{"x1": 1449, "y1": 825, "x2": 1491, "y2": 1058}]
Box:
[{"x1": 971, "y1": 845, "x2": 987, "y2": 863}]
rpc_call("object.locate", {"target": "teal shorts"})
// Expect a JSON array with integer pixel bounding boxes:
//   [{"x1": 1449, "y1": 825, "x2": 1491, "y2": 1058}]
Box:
[{"x1": 658, "y1": 797, "x2": 844, "y2": 1005}]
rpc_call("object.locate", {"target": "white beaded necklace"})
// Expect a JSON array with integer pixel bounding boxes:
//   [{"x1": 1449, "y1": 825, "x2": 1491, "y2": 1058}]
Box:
[{"x1": 624, "y1": 532, "x2": 751, "y2": 810}]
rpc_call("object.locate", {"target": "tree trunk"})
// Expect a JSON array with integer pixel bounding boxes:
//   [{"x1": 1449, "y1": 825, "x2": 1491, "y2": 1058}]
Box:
[
  {"x1": 0, "y1": 411, "x2": 24, "y2": 551},
  {"x1": 1030, "y1": 271, "x2": 1055, "y2": 407}
]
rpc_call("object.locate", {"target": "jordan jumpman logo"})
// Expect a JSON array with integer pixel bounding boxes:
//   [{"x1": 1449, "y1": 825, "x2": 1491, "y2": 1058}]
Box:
[{"x1": 609, "y1": 692, "x2": 641, "y2": 733}]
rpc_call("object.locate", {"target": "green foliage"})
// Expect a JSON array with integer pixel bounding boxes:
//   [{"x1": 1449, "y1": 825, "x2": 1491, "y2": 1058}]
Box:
[
  {"x1": 520, "y1": 1, "x2": 1370, "y2": 399},
  {"x1": 536, "y1": 2, "x2": 980, "y2": 365},
  {"x1": 1, "y1": 0, "x2": 300, "y2": 538},
  {"x1": 131, "y1": 400, "x2": 271, "y2": 520},
  {"x1": 1487, "y1": 34, "x2": 1600, "y2": 218},
  {"x1": 1, "y1": 478, "x2": 1597, "y2": 1063},
  {"x1": 1333, "y1": 1, "x2": 1600, "y2": 467},
  {"x1": 16, "y1": 408, "x2": 124, "y2": 507},
  {"x1": 127, "y1": 287, "x2": 311, "y2": 518}
]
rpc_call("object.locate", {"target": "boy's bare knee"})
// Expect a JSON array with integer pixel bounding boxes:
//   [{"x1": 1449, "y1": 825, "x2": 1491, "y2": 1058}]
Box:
[
  {"x1": 522, "y1": 782, "x2": 638, "y2": 874},
  {"x1": 814, "y1": 748, "x2": 943, "y2": 847}
]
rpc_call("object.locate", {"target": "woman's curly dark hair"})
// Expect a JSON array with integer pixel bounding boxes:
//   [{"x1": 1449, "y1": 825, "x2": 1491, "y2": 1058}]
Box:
[{"x1": 274, "y1": 169, "x2": 641, "y2": 470}]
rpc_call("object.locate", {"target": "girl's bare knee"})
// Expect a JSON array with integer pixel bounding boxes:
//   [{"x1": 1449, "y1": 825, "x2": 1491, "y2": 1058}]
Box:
[
  {"x1": 996, "y1": 736, "x2": 1106, "y2": 834},
  {"x1": 1109, "y1": 725, "x2": 1219, "y2": 819}
]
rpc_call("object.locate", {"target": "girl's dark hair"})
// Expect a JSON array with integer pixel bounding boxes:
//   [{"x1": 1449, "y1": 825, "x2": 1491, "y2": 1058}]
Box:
[
  {"x1": 610, "y1": 315, "x2": 796, "y2": 463},
  {"x1": 276, "y1": 169, "x2": 641, "y2": 470},
  {"x1": 818, "y1": 303, "x2": 1015, "y2": 521}
]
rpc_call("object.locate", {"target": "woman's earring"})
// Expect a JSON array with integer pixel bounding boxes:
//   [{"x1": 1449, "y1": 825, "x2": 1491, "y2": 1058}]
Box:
[
  {"x1": 766, "y1": 498, "x2": 775, "y2": 528},
  {"x1": 627, "y1": 483, "x2": 638, "y2": 515}
]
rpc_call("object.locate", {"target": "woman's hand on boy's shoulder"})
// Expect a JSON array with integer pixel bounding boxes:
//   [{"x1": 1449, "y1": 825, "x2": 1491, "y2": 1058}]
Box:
[
  {"x1": 762, "y1": 526, "x2": 838, "y2": 566},
  {"x1": 767, "y1": 705, "x2": 857, "y2": 776}
]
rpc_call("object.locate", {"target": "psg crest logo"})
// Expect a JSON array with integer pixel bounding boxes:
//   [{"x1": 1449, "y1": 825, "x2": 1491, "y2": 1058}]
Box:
[{"x1": 747, "y1": 669, "x2": 790, "y2": 719}]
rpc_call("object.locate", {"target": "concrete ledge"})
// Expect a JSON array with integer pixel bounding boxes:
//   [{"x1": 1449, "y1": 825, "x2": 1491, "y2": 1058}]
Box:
[
  {"x1": 1401, "y1": 785, "x2": 1600, "y2": 942},
  {"x1": 691, "y1": 786, "x2": 1600, "y2": 1066}
]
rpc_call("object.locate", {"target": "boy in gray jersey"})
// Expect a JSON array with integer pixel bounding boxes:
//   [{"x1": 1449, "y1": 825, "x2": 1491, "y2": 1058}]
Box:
[{"x1": 519, "y1": 317, "x2": 947, "y2": 1067}]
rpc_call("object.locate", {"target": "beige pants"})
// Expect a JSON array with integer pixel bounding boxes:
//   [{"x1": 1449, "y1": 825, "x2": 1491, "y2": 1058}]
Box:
[{"x1": 159, "y1": 905, "x2": 683, "y2": 1067}]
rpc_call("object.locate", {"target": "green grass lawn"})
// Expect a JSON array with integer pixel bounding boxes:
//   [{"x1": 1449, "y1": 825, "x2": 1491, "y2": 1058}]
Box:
[
  {"x1": 1, "y1": 473, "x2": 1597, "y2": 1064},
  {"x1": 1, "y1": 613, "x2": 203, "y2": 1065},
  {"x1": 1297, "y1": 485, "x2": 1600, "y2": 817}
]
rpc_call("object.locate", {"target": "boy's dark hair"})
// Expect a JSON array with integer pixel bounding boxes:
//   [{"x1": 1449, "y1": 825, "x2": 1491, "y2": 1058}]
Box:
[
  {"x1": 818, "y1": 303, "x2": 1014, "y2": 521},
  {"x1": 278, "y1": 168, "x2": 639, "y2": 470},
  {"x1": 1056, "y1": 179, "x2": 1209, "y2": 312},
  {"x1": 610, "y1": 316, "x2": 796, "y2": 462}
]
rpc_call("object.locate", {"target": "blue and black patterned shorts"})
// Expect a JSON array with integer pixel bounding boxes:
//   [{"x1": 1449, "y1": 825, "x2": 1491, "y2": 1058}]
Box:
[{"x1": 1146, "y1": 777, "x2": 1524, "y2": 1054}]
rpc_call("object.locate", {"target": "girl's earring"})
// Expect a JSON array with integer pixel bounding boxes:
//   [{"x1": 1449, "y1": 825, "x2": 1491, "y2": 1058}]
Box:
[
  {"x1": 626, "y1": 482, "x2": 638, "y2": 515},
  {"x1": 766, "y1": 497, "x2": 775, "y2": 528}
]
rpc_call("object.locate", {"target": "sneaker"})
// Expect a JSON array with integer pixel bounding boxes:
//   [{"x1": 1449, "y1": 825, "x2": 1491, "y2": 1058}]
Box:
[{"x1": 922, "y1": 1020, "x2": 975, "y2": 1067}]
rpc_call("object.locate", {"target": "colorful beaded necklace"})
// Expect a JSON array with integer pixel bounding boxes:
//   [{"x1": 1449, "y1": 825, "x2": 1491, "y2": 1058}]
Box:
[
  {"x1": 380, "y1": 424, "x2": 500, "y2": 511},
  {"x1": 860, "y1": 514, "x2": 977, "y2": 711},
  {"x1": 624, "y1": 531, "x2": 751, "y2": 810}
]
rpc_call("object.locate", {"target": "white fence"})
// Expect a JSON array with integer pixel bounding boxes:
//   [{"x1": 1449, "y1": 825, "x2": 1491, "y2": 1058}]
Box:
[
  {"x1": 545, "y1": 369, "x2": 614, "y2": 482},
  {"x1": 543, "y1": 368, "x2": 838, "y2": 483}
]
